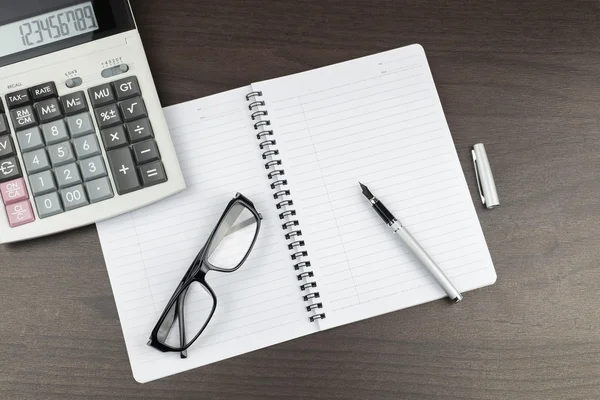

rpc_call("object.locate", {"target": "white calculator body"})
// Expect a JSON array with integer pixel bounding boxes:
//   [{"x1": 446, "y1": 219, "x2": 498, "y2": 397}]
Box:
[{"x1": 0, "y1": 0, "x2": 186, "y2": 243}]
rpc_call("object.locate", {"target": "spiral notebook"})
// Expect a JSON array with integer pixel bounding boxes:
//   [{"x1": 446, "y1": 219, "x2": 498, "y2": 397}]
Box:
[{"x1": 96, "y1": 44, "x2": 497, "y2": 383}]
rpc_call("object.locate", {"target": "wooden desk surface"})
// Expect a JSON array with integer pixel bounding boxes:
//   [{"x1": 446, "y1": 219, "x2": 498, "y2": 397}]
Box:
[{"x1": 1, "y1": 1, "x2": 599, "y2": 399}]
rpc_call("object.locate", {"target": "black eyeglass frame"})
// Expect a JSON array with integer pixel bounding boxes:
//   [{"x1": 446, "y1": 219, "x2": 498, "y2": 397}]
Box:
[{"x1": 147, "y1": 192, "x2": 262, "y2": 354}]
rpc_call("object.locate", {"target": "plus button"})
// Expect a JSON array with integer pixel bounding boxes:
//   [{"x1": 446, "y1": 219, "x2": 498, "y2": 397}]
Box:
[{"x1": 119, "y1": 165, "x2": 129, "y2": 175}]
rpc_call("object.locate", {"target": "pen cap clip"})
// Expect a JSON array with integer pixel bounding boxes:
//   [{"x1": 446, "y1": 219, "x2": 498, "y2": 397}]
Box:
[{"x1": 471, "y1": 143, "x2": 499, "y2": 209}]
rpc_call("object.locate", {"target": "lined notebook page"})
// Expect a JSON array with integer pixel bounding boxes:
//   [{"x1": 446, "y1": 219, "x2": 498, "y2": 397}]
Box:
[
  {"x1": 96, "y1": 87, "x2": 315, "y2": 383},
  {"x1": 252, "y1": 45, "x2": 496, "y2": 330}
]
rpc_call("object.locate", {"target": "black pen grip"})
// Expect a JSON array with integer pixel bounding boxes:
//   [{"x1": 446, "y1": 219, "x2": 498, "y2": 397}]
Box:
[{"x1": 373, "y1": 200, "x2": 395, "y2": 224}]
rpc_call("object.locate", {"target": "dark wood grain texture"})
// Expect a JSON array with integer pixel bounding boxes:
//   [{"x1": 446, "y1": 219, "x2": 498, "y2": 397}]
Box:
[{"x1": 1, "y1": 0, "x2": 599, "y2": 398}]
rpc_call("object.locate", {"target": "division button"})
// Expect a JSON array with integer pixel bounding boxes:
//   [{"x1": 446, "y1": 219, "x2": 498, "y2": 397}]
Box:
[{"x1": 125, "y1": 118, "x2": 154, "y2": 143}]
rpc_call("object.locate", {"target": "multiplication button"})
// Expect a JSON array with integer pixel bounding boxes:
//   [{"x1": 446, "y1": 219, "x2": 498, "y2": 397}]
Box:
[{"x1": 100, "y1": 126, "x2": 128, "y2": 150}]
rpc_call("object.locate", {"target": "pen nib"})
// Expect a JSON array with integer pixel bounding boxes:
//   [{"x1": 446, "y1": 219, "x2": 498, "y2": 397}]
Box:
[{"x1": 359, "y1": 182, "x2": 374, "y2": 200}]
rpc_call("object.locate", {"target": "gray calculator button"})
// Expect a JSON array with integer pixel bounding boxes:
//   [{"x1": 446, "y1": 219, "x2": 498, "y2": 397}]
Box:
[
  {"x1": 22, "y1": 148, "x2": 50, "y2": 174},
  {"x1": 0, "y1": 135, "x2": 16, "y2": 158},
  {"x1": 72, "y1": 134, "x2": 101, "y2": 159},
  {"x1": 41, "y1": 119, "x2": 70, "y2": 145},
  {"x1": 61, "y1": 91, "x2": 88, "y2": 116},
  {"x1": 94, "y1": 103, "x2": 122, "y2": 129},
  {"x1": 60, "y1": 184, "x2": 88, "y2": 211},
  {"x1": 107, "y1": 147, "x2": 141, "y2": 194},
  {"x1": 119, "y1": 96, "x2": 147, "y2": 122},
  {"x1": 35, "y1": 191, "x2": 63, "y2": 218},
  {"x1": 88, "y1": 83, "x2": 115, "y2": 107},
  {"x1": 55, "y1": 163, "x2": 82, "y2": 188},
  {"x1": 29, "y1": 170, "x2": 57, "y2": 195},
  {"x1": 100, "y1": 125, "x2": 128, "y2": 150},
  {"x1": 139, "y1": 161, "x2": 167, "y2": 187},
  {"x1": 16, "y1": 127, "x2": 45, "y2": 152},
  {"x1": 132, "y1": 140, "x2": 160, "y2": 165},
  {"x1": 0, "y1": 114, "x2": 8, "y2": 135},
  {"x1": 79, "y1": 155, "x2": 107, "y2": 181},
  {"x1": 125, "y1": 118, "x2": 154, "y2": 143},
  {"x1": 48, "y1": 141, "x2": 75, "y2": 166},
  {"x1": 10, "y1": 105, "x2": 37, "y2": 131},
  {"x1": 66, "y1": 112, "x2": 95, "y2": 137},
  {"x1": 0, "y1": 157, "x2": 22, "y2": 182},
  {"x1": 113, "y1": 76, "x2": 140, "y2": 100},
  {"x1": 86, "y1": 177, "x2": 114, "y2": 204},
  {"x1": 35, "y1": 98, "x2": 63, "y2": 124}
]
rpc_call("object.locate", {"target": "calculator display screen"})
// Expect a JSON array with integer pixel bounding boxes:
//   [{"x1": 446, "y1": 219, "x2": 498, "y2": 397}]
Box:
[
  {"x1": 0, "y1": 0, "x2": 136, "y2": 68},
  {"x1": 0, "y1": 2, "x2": 99, "y2": 58}
]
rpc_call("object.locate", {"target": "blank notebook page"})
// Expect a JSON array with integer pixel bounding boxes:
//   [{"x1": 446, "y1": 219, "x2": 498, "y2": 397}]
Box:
[
  {"x1": 252, "y1": 44, "x2": 496, "y2": 329},
  {"x1": 96, "y1": 87, "x2": 315, "y2": 383}
]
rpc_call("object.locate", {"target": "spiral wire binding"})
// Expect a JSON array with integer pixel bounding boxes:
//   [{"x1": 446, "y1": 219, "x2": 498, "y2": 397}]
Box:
[{"x1": 247, "y1": 91, "x2": 325, "y2": 323}]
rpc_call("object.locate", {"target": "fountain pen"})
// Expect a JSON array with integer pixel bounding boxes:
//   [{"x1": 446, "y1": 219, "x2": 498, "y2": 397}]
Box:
[{"x1": 359, "y1": 182, "x2": 463, "y2": 303}]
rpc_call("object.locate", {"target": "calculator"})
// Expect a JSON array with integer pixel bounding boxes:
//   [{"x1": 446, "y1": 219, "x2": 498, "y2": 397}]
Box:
[{"x1": 0, "y1": 0, "x2": 186, "y2": 243}]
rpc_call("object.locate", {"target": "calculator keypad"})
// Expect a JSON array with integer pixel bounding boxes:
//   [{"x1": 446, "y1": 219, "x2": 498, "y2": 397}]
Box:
[{"x1": 1, "y1": 76, "x2": 168, "y2": 225}]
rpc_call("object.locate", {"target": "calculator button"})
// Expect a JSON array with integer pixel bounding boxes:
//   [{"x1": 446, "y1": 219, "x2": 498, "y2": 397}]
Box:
[
  {"x1": 139, "y1": 161, "x2": 167, "y2": 187},
  {"x1": 60, "y1": 184, "x2": 89, "y2": 211},
  {"x1": 6, "y1": 89, "x2": 31, "y2": 109},
  {"x1": 35, "y1": 98, "x2": 63, "y2": 124},
  {"x1": 5, "y1": 200, "x2": 35, "y2": 227},
  {"x1": 30, "y1": 82, "x2": 58, "y2": 102},
  {"x1": 95, "y1": 103, "x2": 122, "y2": 129},
  {"x1": 22, "y1": 148, "x2": 50, "y2": 174},
  {"x1": 41, "y1": 120, "x2": 70, "y2": 145},
  {"x1": 88, "y1": 83, "x2": 115, "y2": 107},
  {"x1": 1, "y1": 178, "x2": 29, "y2": 205},
  {"x1": 132, "y1": 140, "x2": 160, "y2": 165},
  {"x1": 86, "y1": 177, "x2": 114, "y2": 204},
  {"x1": 65, "y1": 77, "x2": 83, "y2": 89},
  {"x1": 29, "y1": 170, "x2": 57, "y2": 196},
  {"x1": 79, "y1": 155, "x2": 108, "y2": 181},
  {"x1": 113, "y1": 76, "x2": 141, "y2": 100},
  {"x1": 119, "y1": 97, "x2": 147, "y2": 122},
  {"x1": 55, "y1": 163, "x2": 83, "y2": 188},
  {"x1": 10, "y1": 105, "x2": 37, "y2": 131},
  {"x1": 16, "y1": 127, "x2": 45, "y2": 152},
  {"x1": 0, "y1": 136, "x2": 16, "y2": 158},
  {"x1": 61, "y1": 91, "x2": 88, "y2": 116},
  {"x1": 100, "y1": 125, "x2": 128, "y2": 150},
  {"x1": 107, "y1": 147, "x2": 141, "y2": 194},
  {"x1": 48, "y1": 141, "x2": 75, "y2": 166},
  {"x1": 66, "y1": 112, "x2": 95, "y2": 137},
  {"x1": 35, "y1": 192, "x2": 63, "y2": 218},
  {"x1": 0, "y1": 156, "x2": 22, "y2": 182},
  {"x1": 125, "y1": 118, "x2": 154, "y2": 143},
  {"x1": 0, "y1": 114, "x2": 9, "y2": 135},
  {"x1": 73, "y1": 134, "x2": 101, "y2": 159}
]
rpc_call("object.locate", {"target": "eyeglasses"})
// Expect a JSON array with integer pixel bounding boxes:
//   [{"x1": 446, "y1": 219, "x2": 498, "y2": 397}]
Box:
[{"x1": 147, "y1": 193, "x2": 262, "y2": 358}]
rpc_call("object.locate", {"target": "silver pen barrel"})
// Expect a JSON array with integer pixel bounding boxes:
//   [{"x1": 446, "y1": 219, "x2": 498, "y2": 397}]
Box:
[{"x1": 391, "y1": 220, "x2": 463, "y2": 302}]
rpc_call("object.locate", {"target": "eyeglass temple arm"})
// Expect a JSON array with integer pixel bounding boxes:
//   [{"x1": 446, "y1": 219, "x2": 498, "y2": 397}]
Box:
[{"x1": 177, "y1": 291, "x2": 188, "y2": 359}]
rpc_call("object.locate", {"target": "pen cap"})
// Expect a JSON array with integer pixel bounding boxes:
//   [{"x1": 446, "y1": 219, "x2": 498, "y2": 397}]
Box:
[{"x1": 472, "y1": 143, "x2": 499, "y2": 209}]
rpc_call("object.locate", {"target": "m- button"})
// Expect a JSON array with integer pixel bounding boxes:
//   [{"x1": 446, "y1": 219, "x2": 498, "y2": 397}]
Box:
[{"x1": 113, "y1": 76, "x2": 141, "y2": 101}]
